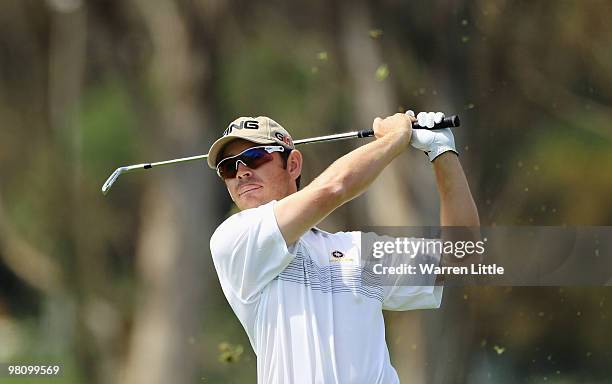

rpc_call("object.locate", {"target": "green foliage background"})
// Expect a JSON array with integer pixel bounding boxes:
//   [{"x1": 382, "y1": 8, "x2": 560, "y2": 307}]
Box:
[{"x1": 0, "y1": 1, "x2": 611, "y2": 383}]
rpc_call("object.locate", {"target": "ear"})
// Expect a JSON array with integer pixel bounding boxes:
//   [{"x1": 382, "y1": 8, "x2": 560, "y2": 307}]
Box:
[{"x1": 287, "y1": 149, "x2": 303, "y2": 181}]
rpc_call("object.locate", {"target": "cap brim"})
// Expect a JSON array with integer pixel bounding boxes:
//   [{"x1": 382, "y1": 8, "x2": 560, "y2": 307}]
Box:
[{"x1": 206, "y1": 135, "x2": 277, "y2": 169}]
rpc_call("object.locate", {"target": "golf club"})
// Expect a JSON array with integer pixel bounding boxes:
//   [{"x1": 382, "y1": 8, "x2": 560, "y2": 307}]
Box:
[{"x1": 101, "y1": 114, "x2": 460, "y2": 195}]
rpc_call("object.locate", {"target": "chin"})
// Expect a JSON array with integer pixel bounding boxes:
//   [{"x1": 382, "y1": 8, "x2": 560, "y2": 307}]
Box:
[{"x1": 236, "y1": 193, "x2": 272, "y2": 211}]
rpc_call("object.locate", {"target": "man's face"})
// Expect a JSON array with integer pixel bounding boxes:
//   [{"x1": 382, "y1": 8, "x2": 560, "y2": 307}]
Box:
[{"x1": 219, "y1": 139, "x2": 298, "y2": 210}]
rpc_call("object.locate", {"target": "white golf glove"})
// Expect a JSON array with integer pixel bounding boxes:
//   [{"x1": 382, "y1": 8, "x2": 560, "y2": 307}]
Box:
[{"x1": 407, "y1": 110, "x2": 458, "y2": 162}]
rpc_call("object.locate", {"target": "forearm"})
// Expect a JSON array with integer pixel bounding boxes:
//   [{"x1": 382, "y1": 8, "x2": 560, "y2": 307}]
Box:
[
  {"x1": 309, "y1": 132, "x2": 409, "y2": 204},
  {"x1": 433, "y1": 153, "x2": 480, "y2": 226},
  {"x1": 275, "y1": 113, "x2": 413, "y2": 245},
  {"x1": 275, "y1": 132, "x2": 409, "y2": 245}
]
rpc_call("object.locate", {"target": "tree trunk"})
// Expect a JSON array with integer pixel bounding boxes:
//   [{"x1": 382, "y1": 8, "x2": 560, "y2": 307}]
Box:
[
  {"x1": 337, "y1": 2, "x2": 434, "y2": 383},
  {"x1": 119, "y1": 1, "x2": 218, "y2": 383}
]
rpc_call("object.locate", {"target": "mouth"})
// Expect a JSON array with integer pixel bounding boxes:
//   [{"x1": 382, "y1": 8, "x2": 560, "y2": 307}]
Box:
[{"x1": 238, "y1": 184, "x2": 262, "y2": 197}]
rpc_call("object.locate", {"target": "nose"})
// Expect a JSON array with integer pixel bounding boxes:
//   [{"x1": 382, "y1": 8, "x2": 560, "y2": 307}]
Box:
[{"x1": 236, "y1": 160, "x2": 253, "y2": 179}]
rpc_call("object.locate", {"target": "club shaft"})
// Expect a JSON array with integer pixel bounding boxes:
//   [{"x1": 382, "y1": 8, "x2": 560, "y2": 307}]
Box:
[
  {"x1": 148, "y1": 154, "x2": 209, "y2": 168},
  {"x1": 102, "y1": 114, "x2": 460, "y2": 194},
  {"x1": 294, "y1": 114, "x2": 459, "y2": 145},
  {"x1": 293, "y1": 131, "x2": 363, "y2": 145}
]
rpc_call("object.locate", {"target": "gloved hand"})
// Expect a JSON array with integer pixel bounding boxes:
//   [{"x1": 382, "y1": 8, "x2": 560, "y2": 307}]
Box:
[{"x1": 407, "y1": 110, "x2": 458, "y2": 162}]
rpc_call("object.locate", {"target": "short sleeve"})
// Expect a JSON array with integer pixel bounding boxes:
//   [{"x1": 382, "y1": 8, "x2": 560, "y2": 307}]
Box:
[
  {"x1": 359, "y1": 232, "x2": 444, "y2": 311},
  {"x1": 382, "y1": 237, "x2": 443, "y2": 310},
  {"x1": 382, "y1": 283, "x2": 443, "y2": 311},
  {"x1": 210, "y1": 200, "x2": 295, "y2": 302}
]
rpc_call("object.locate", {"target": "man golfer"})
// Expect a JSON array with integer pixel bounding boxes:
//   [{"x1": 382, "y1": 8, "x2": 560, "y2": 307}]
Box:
[{"x1": 208, "y1": 111, "x2": 479, "y2": 383}]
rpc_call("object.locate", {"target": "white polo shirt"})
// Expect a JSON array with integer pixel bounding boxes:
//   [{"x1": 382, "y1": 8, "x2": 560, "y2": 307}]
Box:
[{"x1": 210, "y1": 200, "x2": 443, "y2": 384}]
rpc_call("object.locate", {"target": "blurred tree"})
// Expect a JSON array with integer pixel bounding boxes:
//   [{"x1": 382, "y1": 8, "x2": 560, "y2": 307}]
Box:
[
  {"x1": 117, "y1": 0, "x2": 224, "y2": 383},
  {"x1": 0, "y1": 1, "x2": 611, "y2": 383}
]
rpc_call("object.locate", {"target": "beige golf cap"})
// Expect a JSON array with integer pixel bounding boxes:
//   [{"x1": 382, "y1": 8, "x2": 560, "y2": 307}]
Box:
[{"x1": 207, "y1": 116, "x2": 295, "y2": 169}]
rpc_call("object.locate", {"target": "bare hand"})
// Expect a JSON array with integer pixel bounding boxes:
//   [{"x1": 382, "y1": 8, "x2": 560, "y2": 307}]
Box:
[{"x1": 372, "y1": 112, "x2": 415, "y2": 145}]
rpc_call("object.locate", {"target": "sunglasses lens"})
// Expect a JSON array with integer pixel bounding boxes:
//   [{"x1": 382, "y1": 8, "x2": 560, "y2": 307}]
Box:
[{"x1": 217, "y1": 148, "x2": 275, "y2": 179}]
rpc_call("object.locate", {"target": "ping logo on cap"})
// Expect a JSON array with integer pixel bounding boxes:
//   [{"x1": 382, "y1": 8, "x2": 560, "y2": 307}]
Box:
[
  {"x1": 274, "y1": 132, "x2": 293, "y2": 147},
  {"x1": 223, "y1": 120, "x2": 259, "y2": 136}
]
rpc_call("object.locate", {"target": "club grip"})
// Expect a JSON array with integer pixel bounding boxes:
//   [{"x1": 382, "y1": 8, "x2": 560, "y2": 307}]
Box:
[
  {"x1": 357, "y1": 114, "x2": 460, "y2": 138},
  {"x1": 424, "y1": 114, "x2": 460, "y2": 130}
]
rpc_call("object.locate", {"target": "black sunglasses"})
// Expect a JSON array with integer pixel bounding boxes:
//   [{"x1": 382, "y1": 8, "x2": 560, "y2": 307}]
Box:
[{"x1": 216, "y1": 145, "x2": 286, "y2": 179}]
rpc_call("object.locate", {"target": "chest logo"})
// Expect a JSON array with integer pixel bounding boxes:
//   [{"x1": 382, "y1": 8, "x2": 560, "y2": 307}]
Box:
[{"x1": 331, "y1": 250, "x2": 344, "y2": 258}]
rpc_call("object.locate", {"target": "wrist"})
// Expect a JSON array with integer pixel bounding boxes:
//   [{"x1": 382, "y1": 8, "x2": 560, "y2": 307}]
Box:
[
  {"x1": 435, "y1": 149, "x2": 458, "y2": 157},
  {"x1": 382, "y1": 129, "x2": 412, "y2": 151},
  {"x1": 429, "y1": 146, "x2": 458, "y2": 162}
]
